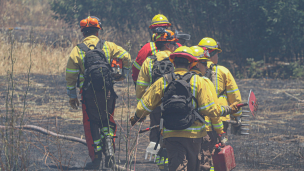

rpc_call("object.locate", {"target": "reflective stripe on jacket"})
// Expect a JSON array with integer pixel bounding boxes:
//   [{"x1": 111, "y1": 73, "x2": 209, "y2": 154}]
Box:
[
  {"x1": 135, "y1": 68, "x2": 225, "y2": 139},
  {"x1": 191, "y1": 69, "x2": 224, "y2": 134},
  {"x1": 207, "y1": 61, "x2": 242, "y2": 120},
  {"x1": 132, "y1": 42, "x2": 158, "y2": 82},
  {"x1": 136, "y1": 50, "x2": 172, "y2": 101},
  {"x1": 66, "y1": 35, "x2": 131, "y2": 90}
]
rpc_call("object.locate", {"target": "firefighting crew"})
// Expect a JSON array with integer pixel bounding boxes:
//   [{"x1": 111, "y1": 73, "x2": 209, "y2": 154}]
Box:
[
  {"x1": 130, "y1": 46, "x2": 240, "y2": 171},
  {"x1": 136, "y1": 29, "x2": 178, "y2": 147},
  {"x1": 197, "y1": 37, "x2": 243, "y2": 171},
  {"x1": 66, "y1": 16, "x2": 131, "y2": 169}
]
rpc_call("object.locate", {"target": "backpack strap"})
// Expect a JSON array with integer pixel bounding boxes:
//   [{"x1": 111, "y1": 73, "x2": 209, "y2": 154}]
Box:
[
  {"x1": 163, "y1": 72, "x2": 176, "y2": 85},
  {"x1": 96, "y1": 39, "x2": 105, "y2": 50},
  {"x1": 77, "y1": 43, "x2": 90, "y2": 53},
  {"x1": 210, "y1": 63, "x2": 215, "y2": 70},
  {"x1": 149, "y1": 55, "x2": 157, "y2": 62},
  {"x1": 217, "y1": 89, "x2": 226, "y2": 98},
  {"x1": 180, "y1": 72, "x2": 195, "y2": 83}
]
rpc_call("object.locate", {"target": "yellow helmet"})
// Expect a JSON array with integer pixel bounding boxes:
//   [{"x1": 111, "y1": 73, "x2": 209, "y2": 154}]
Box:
[
  {"x1": 169, "y1": 46, "x2": 198, "y2": 68},
  {"x1": 190, "y1": 46, "x2": 210, "y2": 60},
  {"x1": 198, "y1": 37, "x2": 222, "y2": 53},
  {"x1": 150, "y1": 14, "x2": 171, "y2": 27}
]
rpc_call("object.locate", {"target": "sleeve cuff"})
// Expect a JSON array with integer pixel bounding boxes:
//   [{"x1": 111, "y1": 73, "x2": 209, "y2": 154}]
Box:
[{"x1": 67, "y1": 88, "x2": 77, "y2": 98}]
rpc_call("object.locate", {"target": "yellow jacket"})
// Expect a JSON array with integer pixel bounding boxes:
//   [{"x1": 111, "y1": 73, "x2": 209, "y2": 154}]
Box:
[
  {"x1": 66, "y1": 35, "x2": 131, "y2": 90},
  {"x1": 136, "y1": 50, "x2": 172, "y2": 101},
  {"x1": 207, "y1": 61, "x2": 242, "y2": 121},
  {"x1": 190, "y1": 69, "x2": 224, "y2": 134},
  {"x1": 135, "y1": 68, "x2": 227, "y2": 139}
]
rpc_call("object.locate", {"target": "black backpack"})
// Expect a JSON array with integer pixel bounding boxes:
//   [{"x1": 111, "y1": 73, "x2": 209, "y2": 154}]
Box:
[
  {"x1": 161, "y1": 72, "x2": 198, "y2": 130},
  {"x1": 150, "y1": 56, "x2": 174, "y2": 84},
  {"x1": 77, "y1": 40, "x2": 114, "y2": 91}
]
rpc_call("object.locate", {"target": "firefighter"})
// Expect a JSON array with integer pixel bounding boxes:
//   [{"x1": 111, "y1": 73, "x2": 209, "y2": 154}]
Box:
[
  {"x1": 136, "y1": 29, "x2": 178, "y2": 147},
  {"x1": 190, "y1": 46, "x2": 224, "y2": 171},
  {"x1": 198, "y1": 38, "x2": 242, "y2": 170},
  {"x1": 130, "y1": 46, "x2": 240, "y2": 171},
  {"x1": 66, "y1": 16, "x2": 131, "y2": 169},
  {"x1": 132, "y1": 14, "x2": 184, "y2": 86}
]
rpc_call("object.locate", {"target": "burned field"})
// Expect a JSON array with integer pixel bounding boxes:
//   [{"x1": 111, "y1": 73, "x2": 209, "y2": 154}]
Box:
[{"x1": 0, "y1": 74, "x2": 304, "y2": 171}]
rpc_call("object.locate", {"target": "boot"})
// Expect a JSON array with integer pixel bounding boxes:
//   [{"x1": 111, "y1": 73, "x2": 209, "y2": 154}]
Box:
[
  {"x1": 84, "y1": 152, "x2": 102, "y2": 170},
  {"x1": 104, "y1": 135, "x2": 115, "y2": 168}
]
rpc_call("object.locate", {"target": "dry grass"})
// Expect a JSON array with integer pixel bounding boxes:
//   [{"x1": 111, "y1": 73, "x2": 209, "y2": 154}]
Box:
[
  {"x1": 0, "y1": 33, "x2": 70, "y2": 75},
  {"x1": 0, "y1": 0, "x2": 68, "y2": 29}
]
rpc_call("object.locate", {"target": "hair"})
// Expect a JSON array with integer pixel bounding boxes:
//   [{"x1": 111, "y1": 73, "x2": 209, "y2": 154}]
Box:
[
  {"x1": 82, "y1": 27, "x2": 99, "y2": 37},
  {"x1": 155, "y1": 41, "x2": 167, "y2": 50},
  {"x1": 191, "y1": 66, "x2": 199, "y2": 71},
  {"x1": 174, "y1": 57, "x2": 190, "y2": 68}
]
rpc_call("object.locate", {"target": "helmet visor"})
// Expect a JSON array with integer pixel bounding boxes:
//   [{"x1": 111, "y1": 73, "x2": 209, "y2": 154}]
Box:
[{"x1": 204, "y1": 42, "x2": 221, "y2": 49}]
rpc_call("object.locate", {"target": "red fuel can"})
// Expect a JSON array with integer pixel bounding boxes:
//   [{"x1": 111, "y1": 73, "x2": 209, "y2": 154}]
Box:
[{"x1": 212, "y1": 145, "x2": 236, "y2": 171}]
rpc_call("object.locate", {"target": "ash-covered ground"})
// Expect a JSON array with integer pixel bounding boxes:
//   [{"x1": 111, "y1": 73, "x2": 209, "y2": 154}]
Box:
[{"x1": 0, "y1": 74, "x2": 304, "y2": 171}]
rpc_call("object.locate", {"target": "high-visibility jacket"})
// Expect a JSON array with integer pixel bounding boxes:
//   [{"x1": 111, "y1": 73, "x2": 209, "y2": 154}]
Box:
[
  {"x1": 207, "y1": 61, "x2": 242, "y2": 121},
  {"x1": 132, "y1": 42, "x2": 159, "y2": 82},
  {"x1": 135, "y1": 68, "x2": 227, "y2": 139},
  {"x1": 66, "y1": 35, "x2": 131, "y2": 90},
  {"x1": 190, "y1": 69, "x2": 224, "y2": 134},
  {"x1": 136, "y1": 50, "x2": 172, "y2": 101},
  {"x1": 132, "y1": 42, "x2": 181, "y2": 82}
]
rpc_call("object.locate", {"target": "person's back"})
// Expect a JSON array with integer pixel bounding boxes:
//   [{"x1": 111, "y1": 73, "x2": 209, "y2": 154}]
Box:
[
  {"x1": 66, "y1": 16, "x2": 131, "y2": 170},
  {"x1": 207, "y1": 61, "x2": 242, "y2": 119}
]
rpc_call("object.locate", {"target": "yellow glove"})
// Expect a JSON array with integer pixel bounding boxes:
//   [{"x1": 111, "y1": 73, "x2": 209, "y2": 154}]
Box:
[
  {"x1": 69, "y1": 98, "x2": 79, "y2": 109},
  {"x1": 229, "y1": 102, "x2": 240, "y2": 114}
]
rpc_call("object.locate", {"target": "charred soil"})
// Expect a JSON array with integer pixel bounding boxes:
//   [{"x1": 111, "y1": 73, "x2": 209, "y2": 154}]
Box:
[{"x1": 0, "y1": 75, "x2": 304, "y2": 170}]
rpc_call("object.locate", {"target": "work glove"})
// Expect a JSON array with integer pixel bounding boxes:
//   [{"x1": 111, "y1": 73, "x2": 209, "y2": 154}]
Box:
[
  {"x1": 230, "y1": 102, "x2": 240, "y2": 114},
  {"x1": 69, "y1": 98, "x2": 79, "y2": 109},
  {"x1": 130, "y1": 114, "x2": 146, "y2": 126},
  {"x1": 218, "y1": 132, "x2": 227, "y2": 146},
  {"x1": 231, "y1": 115, "x2": 242, "y2": 127},
  {"x1": 222, "y1": 102, "x2": 240, "y2": 116},
  {"x1": 145, "y1": 142, "x2": 160, "y2": 162}
]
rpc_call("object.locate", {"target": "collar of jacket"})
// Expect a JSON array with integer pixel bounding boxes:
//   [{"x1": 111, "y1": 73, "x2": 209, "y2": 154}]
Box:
[
  {"x1": 155, "y1": 50, "x2": 172, "y2": 61},
  {"x1": 207, "y1": 61, "x2": 215, "y2": 68},
  {"x1": 82, "y1": 35, "x2": 100, "y2": 45},
  {"x1": 174, "y1": 68, "x2": 188, "y2": 72},
  {"x1": 190, "y1": 69, "x2": 201, "y2": 75}
]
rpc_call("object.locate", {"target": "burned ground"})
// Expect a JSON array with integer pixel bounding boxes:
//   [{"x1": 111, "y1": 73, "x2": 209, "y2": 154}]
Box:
[{"x1": 0, "y1": 74, "x2": 304, "y2": 171}]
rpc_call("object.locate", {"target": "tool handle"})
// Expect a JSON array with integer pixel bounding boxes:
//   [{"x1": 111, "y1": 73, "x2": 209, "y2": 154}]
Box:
[
  {"x1": 139, "y1": 128, "x2": 150, "y2": 133},
  {"x1": 236, "y1": 103, "x2": 248, "y2": 108},
  {"x1": 139, "y1": 125, "x2": 159, "y2": 133}
]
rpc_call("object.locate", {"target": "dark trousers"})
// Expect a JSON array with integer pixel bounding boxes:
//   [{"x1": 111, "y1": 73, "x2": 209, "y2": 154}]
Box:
[
  {"x1": 82, "y1": 87, "x2": 117, "y2": 161},
  {"x1": 149, "y1": 106, "x2": 162, "y2": 142},
  {"x1": 223, "y1": 121, "x2": 229, "y2": 134},
  {"x1": 200, "y1": 121, "x2": 230, "y2": 170},
  {"x1": 164, "y1": 137, "x2": 202, "y2": 171},
  {"x1": 200, "y1": 132, "x2": 217, "y2": 171}
]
